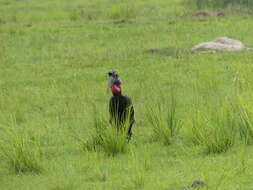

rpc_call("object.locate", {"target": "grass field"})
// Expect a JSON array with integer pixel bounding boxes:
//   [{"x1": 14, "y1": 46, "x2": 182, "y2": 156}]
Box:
[{"x1": 1, "y1": 0, "x2": 253, "y2": 189}]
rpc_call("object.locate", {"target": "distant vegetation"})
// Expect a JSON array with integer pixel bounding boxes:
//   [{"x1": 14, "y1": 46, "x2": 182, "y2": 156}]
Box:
[{"x1": 188, "y1": 0, "x2": 253, "y2": 10}]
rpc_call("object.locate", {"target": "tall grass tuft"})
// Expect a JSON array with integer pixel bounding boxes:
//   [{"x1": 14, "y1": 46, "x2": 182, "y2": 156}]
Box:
[
  {"x1": 82, "y1": 111, "x2": 107, "y2": 152},
  {"x1": 237, "y1": 101, "x2": 253, "y2": 145},
  {"x1": 0, "y1": 126, "x2": 43, "y2": 173},
  {"x1": 82, "y1": 107, "x2": 130, "y2": 156},
  {"x1": 100, "y1": 122, "x2": 129, "y2": 156},
  {"x1": 147, "y1": 96, "x2": 182, "y2": 145},
  {"x1": 109, "y1": 4, "x2": 138, "y2": 20},
  {"x1": 191, "y1": 105, "x2": 236, "y2": 154}
]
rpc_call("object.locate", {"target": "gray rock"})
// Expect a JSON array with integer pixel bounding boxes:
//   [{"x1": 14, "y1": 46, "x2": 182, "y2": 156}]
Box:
[{"x1": 191, "y1": 37, "x2": 248, "y2": 53}]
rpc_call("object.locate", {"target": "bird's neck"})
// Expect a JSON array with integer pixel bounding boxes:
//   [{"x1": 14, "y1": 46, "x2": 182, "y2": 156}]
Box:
[{"x1": 113, "y1": 93, "x2": 122, "y2": 97}]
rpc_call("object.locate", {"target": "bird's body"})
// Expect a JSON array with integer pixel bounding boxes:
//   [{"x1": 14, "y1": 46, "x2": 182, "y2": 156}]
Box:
[{"x1": 109, "y1": 93, "x2": 135, "y2": 138}]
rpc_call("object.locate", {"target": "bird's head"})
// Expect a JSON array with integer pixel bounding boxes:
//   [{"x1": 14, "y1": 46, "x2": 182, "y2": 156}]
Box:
[{"x1": 107, "y1": 70, "x2": 122, "y2": 94}]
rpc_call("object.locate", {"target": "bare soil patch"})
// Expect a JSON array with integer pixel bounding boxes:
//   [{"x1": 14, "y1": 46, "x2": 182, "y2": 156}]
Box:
[{"x1": 192, "y1": 11, "x2": 225, "y2": 17}]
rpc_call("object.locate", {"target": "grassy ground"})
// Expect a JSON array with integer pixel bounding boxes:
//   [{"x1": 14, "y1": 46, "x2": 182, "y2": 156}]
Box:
[{"x1": 1, "y1": 0, "x2": 253, "y2": 189}]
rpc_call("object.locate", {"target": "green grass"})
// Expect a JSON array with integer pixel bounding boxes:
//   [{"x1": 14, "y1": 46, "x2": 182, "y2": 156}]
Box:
[
  {"x1": 237, "y1": 96, "x2": 253, "y2": 145},
  {"x1": 80, "y1": 112, "x2": 130, "y2": 156},
  {"x1": 191, "y1": 103, "x2": 237, "y2": 154},
  {"x1": 1, "y1": 0, "x2": 253, "y2": 189},
  {"x1": 147, "y1": 95, "x2": 182, "y2": 145},
  {"x1": 188, "y1": 0, "x2": 253, "y2": 10},
  {"x1": 0, "y1": 124, "x2": 43, "y2": 173}
]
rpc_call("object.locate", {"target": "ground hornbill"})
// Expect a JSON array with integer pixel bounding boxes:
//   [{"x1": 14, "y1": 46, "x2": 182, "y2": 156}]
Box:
[{"x1": 108, "y1": 71, "x2": 135, "y2": 140}]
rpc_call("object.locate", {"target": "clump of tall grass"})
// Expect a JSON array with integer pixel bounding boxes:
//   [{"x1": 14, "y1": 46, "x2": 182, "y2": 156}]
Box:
[
  {"x1": 0, "y1": 126, "x2": 43, "y2": 173},
  {"x1": 100, "y1": 122, "x2": 130, "y2": 156},
  {"x1": 81, "y1": 108, "x2": 130, "y2": 156},
  {"x1": 191, "y1": 105, "x2": 236, "y2": 154},
  {"x1": 237, "y1": 101, "x2": 253, "y2": 145},
  {"x1": 147, "y1": 96, "x2": 182, "y2": 145},
  {"x1": 109, "y1": 4, "x2": 138, "y2": 20},
  {"x1": 82, "y1": 113, "x2": 107, "y2": 152}
]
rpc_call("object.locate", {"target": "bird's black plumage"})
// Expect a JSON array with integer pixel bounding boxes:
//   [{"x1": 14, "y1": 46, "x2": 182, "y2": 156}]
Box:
[{"x1": 109, "y1": 93, "x2": 135, "y2": 138}]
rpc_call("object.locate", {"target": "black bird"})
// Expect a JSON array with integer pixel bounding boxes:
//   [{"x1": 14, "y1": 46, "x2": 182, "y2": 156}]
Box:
[{"x1": 109, "y1": 79, "x2": 135, "y2": 139}]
